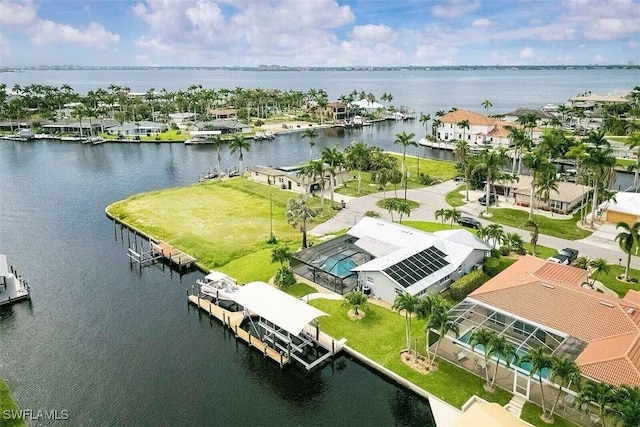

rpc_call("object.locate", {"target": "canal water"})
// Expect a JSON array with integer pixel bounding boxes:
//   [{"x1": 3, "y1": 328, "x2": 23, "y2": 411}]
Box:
[{"x1": 0, "y1": 138, "x2": 437, "y2": 426}]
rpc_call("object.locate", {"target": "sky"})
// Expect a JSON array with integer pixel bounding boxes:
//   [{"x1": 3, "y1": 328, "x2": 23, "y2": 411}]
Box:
[{"x1": 0, "y1": 0, "x2": 639, "y2": 67}]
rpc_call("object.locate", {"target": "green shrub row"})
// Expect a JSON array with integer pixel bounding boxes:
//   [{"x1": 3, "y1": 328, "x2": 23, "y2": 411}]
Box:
[
  {"x1": 449, "y1": 269, "x2": 490, "y2": 300},
  {"x1": 483, "y1": 257, "x2": 501, "y2": 277}
]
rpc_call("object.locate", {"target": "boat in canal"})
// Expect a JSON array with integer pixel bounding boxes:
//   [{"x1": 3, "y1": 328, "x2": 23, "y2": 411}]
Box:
[
  {"x1": 0, "y1": 254, "x2": 31, "y2": 306},
  {"x1": 196, "y1": 271, "x2": 240, "y2": 300}
]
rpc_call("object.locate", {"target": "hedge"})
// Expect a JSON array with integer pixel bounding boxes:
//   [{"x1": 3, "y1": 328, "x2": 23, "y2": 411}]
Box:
[
  {"x1": 483, "y1": 257, "x2": 501, "y2": 277},
  {"x1": 450, "y1": 269, "x2": 490, "y2": 300}
]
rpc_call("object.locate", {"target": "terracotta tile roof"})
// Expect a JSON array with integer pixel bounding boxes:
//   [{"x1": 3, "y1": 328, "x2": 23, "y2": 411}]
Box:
[
  {"x1": 626, "y1": 290, "x2": 640, "y2": 305},
  {"x1": 469, "y1": 256, "x2": 640, "y2": 386},
  {"x1": 438, "y1": 109, "x2": 498, "y2": 126}
]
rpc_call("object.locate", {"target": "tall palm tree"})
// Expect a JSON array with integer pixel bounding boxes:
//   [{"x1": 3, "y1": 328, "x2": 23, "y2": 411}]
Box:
[
  {"x1": 577, "y1": 381, "x2": 617, "y2": 427},
  {"x1": 457, "y1": 119, "x2": 470, "y2": 144},
  {"x1": 393, "y1": 131, "x2": 417, "y2": 201},
  {"x1": 548, "y1": 357, "x2": 581, "y2": 421},
  {"x1": 321, "y1": 145, "x2": 344, "y2": 207},
  {"x1": 447, "y1": 208, "x2": 461, "y2": 228},
  {"x1": 270, "y1": 245, "x2": 291, "y2": 267},
  {"x1": 416, "y1": 294, "x2": 447, "y2": 359},
  {"x1": 285, "y1": 195, "x2": 317, "y2": 249},
  {"x1": 429, "y1": 308, "x2": 459, "y2": 366},
  {"x1": 486, "y1": 223, "x2": 505, "y2": 248},
  {"x1": 469, "y1": 328, "x2": 498, "y2": 388},
  {"x1": 481, "y1": 99, "x2": 492, "y2": 116},
  {"x1": 342, "y1": 291, "x2": 367, "y2": 316},
  {"x1": 523, "y1": 220, "x2": 539, "y2": 256},
  {"x1": 535, "y1": 167, "x2": 559, "y2": 214},
  {"x1": 615, "y1": 385, "x2": 640, "y2": 427},
  {"x1": 229, "y1": 134, "x2": 251, "y2": 174},
  {"x1": 392, "y1": 291, "x2": 420, "y2": 350},
  {"x1": 489, "y1": 335, "x2": 518, "y2": 389},
  {"x1": 302, "y1": 128, "x2": 318, "y2": 161},
  {"x1": 520, "y1": 347, "x2": 553, "y2": 419},
  {"x1": 454, "y1": 139, "x2": 471, "y2": 201},
  {"x1": 419, "y1": 113, "x2": 430, "y2": 137},
  {"x1": 625, "y1": 132, "x2": 640, "y2": 189},
  {"x1": 616, "y1": 221, "x2": 640, "y2": 281},
  {"x1": 435, "y1": 208, "x2": 447, "y2": 226},
  {"x1": 344, "y1": 140, "x2": 369, "y2": 194},
  {"x1": 208, "y1": 136, "x2": 224, "y2": 180},
  {"x1": 588, "y1": 258, "x2": 610, "y2": 286},
  {"x1": 373, "y1": 167, "x2": 391, "y2": 200},
  {"x1": 474, "y1": 149, "x2": 507, "y2": 215},
  {"x1": 583, "y1": 131, "x2": 616, "y2": 228},
  {"x1": 522, "y1": 150, "x2": 552, "y2": 220},
  {"x1": 396, "y1": 200, "x2": 411, "y2": 224}
]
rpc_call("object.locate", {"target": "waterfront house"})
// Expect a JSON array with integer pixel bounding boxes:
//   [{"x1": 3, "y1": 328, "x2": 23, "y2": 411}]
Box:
[
  {"x1": 321, "y1": 102, "x2": 347, "y2": 122},
  {"x1": 445, "y1": 256, "x2": 640, "y2": 397},
  {"x1": 42, "y1": 119, "x2": 101, "y2": 136},
  {"x1": 349, "y1": 99, "x2": 385, "y2": 114},
  {"x1": 248, "y1": 165, "x2": 324, "y2": 194},
  {"x1": 169, "y1": 112, "x2": 196, "y2": 126},
  {"x1": 502, "y1": 107, "x2": 554, "y2": 127},
  {"x1": 292, "y1": 218, "x2": 491, "y2": 301},
  {"x1": 105, "y1": 121, "x2": 168, "y2": 137},
  {"x1": 208, "y1": 108, "x2": 238, "y2": 120},
  {"x1": 494, "y1": 175, "x2": 590, "y2": 214},
  {"x1": 192, "y1": 119, "x2": 251, "y2": 135},
  {"x1": 599, "y1": 191, "x2": 640, "y2": 225}
]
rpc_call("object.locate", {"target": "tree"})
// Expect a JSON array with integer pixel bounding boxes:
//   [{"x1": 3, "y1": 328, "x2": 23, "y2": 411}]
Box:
[
  {"x1": 616, "y1": 221, "x2": 640, "y2": 281},
  {"x1": 454, "y1": 139, "x2": 471, "y2": 201},
  {"x1": 574, "y1": 256, "x2": 590, "y2": 270},
  {"x1": 520, "y1": 347, "x2": 553, "y2": 419},
  {"x1": 588, "y1": 258, "x2": 610, "y2": 286},
  {"x1": 485, "y1": 223, "x2": 505, "y2": 248},
  {"x1": 473, "y1": 149, "x2": 507, "y2": 215},
  {"x1": 209, "y1": 136, "x2": 224, "y2": 180},
  {"x1": 373, "y1": 167, "x2": 391, "y2": 199},
  {"x1": 270, "y1": 245, "x2": 291, "y2": 267},
  {"x1": 577, "y1": 381, "x2": 617, "y2": 427},
  {"x1": 504, "y1": 232, "x2": 525, "y2": 253},
  {"x1": 522, "y1": 150, "x2": 552, "y2": 220},
  {"x1": 435, "y1": 208, "x2": 447, "y2": 226},
  {"x1": 535, "y1": 166, "x2": 559, "y2": 215},
  {"x1": 229, "y1": 134, "x2": 251, "y2": 173},
  {"x1": 419, "y1": 113, "x2": 430, "y2": 137},
  {"x1": 392, "y1": 291, "x2": 420, "y2": 350},
  {"x1": 393, "y1": 131, "x2": 417, "y2": 201},
  {"x1": 285, "y1": 196, "x2": 317, "y2": 249},
  {"x1": 489, "y1": 335, "x2": 518, "y2": 389},
  {"x1": 481, "y1": 99, "x2": 492, "y2": 116},
  {"x1": 548, "y1": 357, "x2": 581, "y2": 422},
  {"x1": 321, "y1": 145, "x2": 344, "y2": 207},
  {"x1": 429, "y1": 308, "x2": 459, "y2": 367},
  {"x1": 626, "y1": 132, "x2": 640, "y2": 189},
  {"x1": 583, "y1": 131, "x2": 616, "y2": 228},
  {"x1": 396, "y1": 200, "x2": 411, "y2": 224},
  {"x1": 457, "y1": 119, "x2": 470, "y2": 143},
  {"x1": 416, "y1": 294, "x2": 448, "y2": 361},
  {"x1": 342, "y1": 291, "x2": 367, "y2": 316},
  {"x1": 469, "y1": 328, "x2": 498, "y2": 388},
  {"x1": 344, "y1": 140, "x2": 370, "y2": 194},
  {"x1": 523, "y1": 220, "x2": 539, "y2": 256},
  {"x1": 447, "y1": 208, "x2": 461, "y2": 228},
  {"x1": 615, "y1": 385, "x2": 640, "y2": 427},
  {"x1": 302, "y1": 128, "x2": 318, "y2": 161}
]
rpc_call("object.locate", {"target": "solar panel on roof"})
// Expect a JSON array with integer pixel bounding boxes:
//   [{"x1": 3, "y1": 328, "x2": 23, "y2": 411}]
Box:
[{"x1": 383, "y1": 246, "x2": 449, "y2": 288}]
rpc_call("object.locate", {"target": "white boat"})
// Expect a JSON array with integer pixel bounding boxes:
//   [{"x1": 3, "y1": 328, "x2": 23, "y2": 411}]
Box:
[
  {"x1": 196, "y1": 271, "x2": 240, "y2": 300},
  {"x1": 0, "y1": 254, "x2": 31, "y2": 306}
]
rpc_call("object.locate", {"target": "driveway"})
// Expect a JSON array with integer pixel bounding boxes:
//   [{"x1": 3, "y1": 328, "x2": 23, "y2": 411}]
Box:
[{"x1": 310, "y1": 180, "x2": 635, "y2": 269}]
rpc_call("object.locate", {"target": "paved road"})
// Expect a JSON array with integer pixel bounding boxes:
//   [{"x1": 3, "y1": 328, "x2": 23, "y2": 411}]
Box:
[{"x1": 310, "y1": 181, "x2": 633, "y2": 269}]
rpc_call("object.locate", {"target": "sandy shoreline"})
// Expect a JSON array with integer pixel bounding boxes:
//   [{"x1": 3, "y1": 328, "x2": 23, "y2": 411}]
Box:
[{"x1": 260, "y1": 121, "x2": 336, "y2": 135}]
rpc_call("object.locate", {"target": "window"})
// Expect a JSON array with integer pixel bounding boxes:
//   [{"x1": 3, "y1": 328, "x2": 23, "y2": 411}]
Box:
[
  {"x1": 278, "y1": 178, "x2": 284, "y2": 183},
  {"x1": 366, "y1": 276, "x2": 374, "y2": 284},
  {"x1": 549, "y1": 200, "x2": 562, "y2": 210}
]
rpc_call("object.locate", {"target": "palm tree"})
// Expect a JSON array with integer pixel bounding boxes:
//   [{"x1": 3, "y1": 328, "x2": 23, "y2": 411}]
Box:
[
  {"x1": 522, "y1": 150, "x2": 552, "y2": 220},
  {"x1": 393, "y1": 131, "x2": 417, "y2": 201},
  {"x1": 616, "y1": 221, "x2": 640, "y2": 281},
  {"x1": 435, "y1": 208, "x2": 447, "y2": 226},
  {"x1": 321, "y1": 145, "x2": 344, "y2": 207},
  {"x1": 419, "y1": 113, "x2": 430, "y2": 137},
  {"x1": 457, "y1": 119, "x2": 470, "y2": 143},
  {"x1": 285, "y1": 196, "x2": 317, "y2": 249},
  {"x1": 429, "y1": 308, "x2": 459, "y2": 366},
  {"x1": 574, "y1": 256, "x2": 590, "y2": 270},
  {"x1": 447, "y1": 208, "x2": 461, "y2": 228},
  {"x1": 454, "y1": 139, "x2": 471, "y2": 201},
  {"x1": 588, "y1": 258, "x2": 610, "y2": 286},
  {"x1": 474, "y1": 149, "x2": 507, "y2": 215},
  {"x1": 583, "y1": 131, "x2": 616, "y2": 228},
  {"x1": 486, "y1": 223, "x2": 505, "y2": 248},
  {"x1": 373, "y1": 167, "x2": 391, "y2": 200},
  {"x1": 416, "y1": 294, "x2": 448, "y2": 360},
  {"x1": 392, "y1": 291, "x2": 420, "y2": 351},
  {"x1": 344, "y1": 140, "x2": 369, "y2": 194},
  {"x1": 229, "y1": 134, "x2": 251, "y2": 173},
  {"x1": 504, "y1": 232, "x2": 525, "y2": 253},
  {"x1": 523, "y1": 220, "x2": 539, "y2": 256},
  {"x1": 489, "y1": 335, "x2": 518, "y2": 389},
  {"x1": 302, "y1": 128, "x2": 318, "y2": 161},
  {"x1": 615, "y1": 385, "x2": 640, "y2": 427},
  {"x1": 208, "y1": 136, "x2": 224, "y2": 180},
  {"x1": 481, "y1": 99, "x2": 492, "y2": 116},
  {"x1": 469, "y1": 328, "x2": 498, "y2": 388},
  {"x1": 535, "y1": 167, "x2": 559, "y2": 215},
  {"x1": 396, "y1": 200, "x2": 411, "y2": 224},
  {"x1": 548, "y1": 357, "x2": 581, "y2": 422},
  {"x1": 342, "y1": 291, "x2": 367, "y2": 316},
  {"x1": 577, "y1": 381, "x2": 617, "y2": 427},
  {"x1": 626, "y1": 132, "x2": 640, "y2": 189},
  {"x1": 520, "y1": 347, "x2": 553, "y2": 419},
  {"x1": 270, "y1": 245, "x2": 291, "y2": 267},
  {"x1": 71, "y1": 104, "x2": 85, "y2": 138}
]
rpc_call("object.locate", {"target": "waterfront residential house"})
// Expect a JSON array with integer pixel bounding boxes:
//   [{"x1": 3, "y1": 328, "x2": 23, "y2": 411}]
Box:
[
  {"x1": 248, "y1": 165, "x2": 325, "y2": 194},
  {"x1": 321, "y1": 102, "x2": 347, "y2": 122},
  {"x1": 349, "y1": 99, "x2": 385, "y2": 114},
  {"x1": 446, "y1": 256, "x2": 640, "y2": 398},
  {"x1": 192, "y1": 120, "x2": 251, "y2": 135},
  {"x1": 599, "y1": 191, "x2": 640, "y2": 225},
  {"x1": 291, "y1": 218, "x2": 491, "y2": 299},
  {"x1": 494, "y1": 175, "x2": 590, "y2": 214},
  {"x1": 42, "y1": 119, "x2": 101, "y2": 136},
  {"x1": 105, "y1": 121, "x2": 168, "y2": 137},
  {"x1": 502, "y1": 107, "x2": 554, "y2": 127},
  {"x1": 169, "y1": 112, "x2": 196, "y2": 126},
  {"x1": 208, "y1": 108, "x2": 238, "y2": 120}
]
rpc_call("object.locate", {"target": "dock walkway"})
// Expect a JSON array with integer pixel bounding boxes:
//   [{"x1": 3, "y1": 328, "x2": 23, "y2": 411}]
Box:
[{"x1": 151, "y1": 241, "x2": 196, "y2": 271}]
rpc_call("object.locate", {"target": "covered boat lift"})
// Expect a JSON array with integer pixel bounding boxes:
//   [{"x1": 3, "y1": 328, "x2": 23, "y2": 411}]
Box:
[{"x1": 229, "y1": 281, "x2": 344, "y2": 370}]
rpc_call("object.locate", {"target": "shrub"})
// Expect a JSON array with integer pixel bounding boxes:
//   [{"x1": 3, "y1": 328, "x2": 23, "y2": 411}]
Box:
[
  {"x1": 499, "y1": 245, "x2": 510, "y2": 256},
  {"x1": 449, "y1": 269, "x2": 490, "y2": 300},
  {"x1": 254, "y1": 119, "x2": 264, "y2": 127},
  {"x1": 418, "y1": 173, "x2": 442, "y2": 186},
  {"x1": 171, "y1": 123, "x2": 179, "y2": 130},
  {"x1": 483, "y1": 257, "x2": 500, "y2": 277},
  {"x1": 266, "y1": 235, "x2": 278, "y2": 245},
  {"x1": 176, "y1": 130, "x2": 182, "y2": 135},
  {"x1": 516, "y1": 247, "x2": 527, "y2": 255},
  {"x1": 364, "y1": 210, "x2": 380, "y2": 218},
  {"x1": 274, "y1": 266, "x2": 295, "y2": 288},
  {"x1": 490, "y1": 248, "x2": 501, "y2": 259}
]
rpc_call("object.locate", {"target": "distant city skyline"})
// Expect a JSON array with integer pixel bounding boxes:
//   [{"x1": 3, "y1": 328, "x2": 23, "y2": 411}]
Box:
[{"x1": 0, "y1": 0, "x2": 638, "y2": 67}]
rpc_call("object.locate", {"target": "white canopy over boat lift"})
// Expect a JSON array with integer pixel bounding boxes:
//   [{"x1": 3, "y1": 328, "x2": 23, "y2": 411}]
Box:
[
  {"x1": 230, "y1": 281, "x2": 343, "y2": 370},
  {"x1": 0, "y1": 254, "x2": 31, "y2": 306}
]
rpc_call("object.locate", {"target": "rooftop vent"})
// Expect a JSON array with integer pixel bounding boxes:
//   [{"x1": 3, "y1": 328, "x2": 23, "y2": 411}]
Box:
[
  {"x1": 627, "y1": 307, "x2": 636, "y2": 315},
  {"x1": 599, "y1": 301, "x2": 614, "y2": 308},
  {"x1": 542, "y1": 284, "x2": 555, "y2": 289}
]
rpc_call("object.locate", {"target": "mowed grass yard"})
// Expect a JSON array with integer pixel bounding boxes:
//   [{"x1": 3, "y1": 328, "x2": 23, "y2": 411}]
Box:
[{"x1": 107, "y1": 177, "x2": 334, "y2": 270}]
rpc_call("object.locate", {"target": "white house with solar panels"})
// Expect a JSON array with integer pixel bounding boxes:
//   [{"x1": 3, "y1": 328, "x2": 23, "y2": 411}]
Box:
[{"x1": 293, "y1": 217, "x2": 492, "y2": 303}]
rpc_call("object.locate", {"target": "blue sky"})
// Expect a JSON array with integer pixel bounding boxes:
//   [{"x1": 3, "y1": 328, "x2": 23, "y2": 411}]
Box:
[{"x1": 0, "y1": 0, "x2": 639, "y2": 66}]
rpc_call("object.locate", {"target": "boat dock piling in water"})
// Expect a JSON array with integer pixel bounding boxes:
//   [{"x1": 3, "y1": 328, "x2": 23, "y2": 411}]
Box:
[{"x1": 0, "y1": 254, "x2": 31, "y2": 307}]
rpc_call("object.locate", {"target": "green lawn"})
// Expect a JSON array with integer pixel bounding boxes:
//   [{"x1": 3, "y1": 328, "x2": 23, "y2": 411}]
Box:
[
  {"x1": 107, "y1": 177, "x2": 335, "y2": 269},
  {"x1": 375, "y1": 198, "x2": 420, "y2": 210},
  {"x1": 616, "y1": 158, "x2": 635, "y2": 168},
  {"x1": 523, "y1": 243, "x2": 557, "y2": 260},
  {"x1": 445, "y1": 185, "x2": 466, "y2": 207},
  {"x1": 285, "y1": 282, "x2": 317, "y2": 298},
  {"x1": 521, "y1": 402, "x2": 579, "y2": 427},
  {"x1": 488, "y1": 208, "x2": 592, "y2": 240},
  {"x1": 310, "y1": 298, "x2": 512, "y2": 409},
  {"x1": 0, "y1": 379, "x2": 24, "y2": 427},
  {"x1": 596, "y1": 264, "x2": 640, "y2": 298}
]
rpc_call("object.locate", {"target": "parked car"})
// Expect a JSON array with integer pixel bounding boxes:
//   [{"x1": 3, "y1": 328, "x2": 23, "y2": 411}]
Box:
[
  {"x1": 547, "y1": 248, "x2": 579, "y2": 265},
  {"x1": 457, "y1": 216, "x2": 482, "y2": 229},
  {"x1": 454, "y1": 176, "x2": 466, "y2": 183},
  {"x1": 478, "y1": 194, "x2": 497, "y2": 206}
]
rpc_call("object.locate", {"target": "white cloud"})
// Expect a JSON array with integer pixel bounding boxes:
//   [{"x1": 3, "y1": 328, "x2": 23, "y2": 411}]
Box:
[
  {"x1": 431, "y1": 0, "x2": 480, "y2": 19},
  {"x1": 519, "y1": 46, "x2": 536, "y2": 59},
  {"x1": 349, "y1": 24, "x2": 396, "y2": 43},
  {"x1": 0, "y1": 0, "x2": 37, "y2": 25},
  {"x1": 471, "y1": 18, "x2": 492, "y2": 29},
  {"x1": 594, "y1": 54, "x2": 604, "y2": 62},
  {"x1": 564, "y1": 0, "x2": 640, "y2": 40},
  {"x1": 29, "y1": 21, "x2": 119, "y2": 48}
]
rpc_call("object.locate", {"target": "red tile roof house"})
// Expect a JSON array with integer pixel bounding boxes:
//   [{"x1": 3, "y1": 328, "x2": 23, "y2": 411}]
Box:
[{"x1": 445, "y1": 256, "x2": 640, "y2": 398}]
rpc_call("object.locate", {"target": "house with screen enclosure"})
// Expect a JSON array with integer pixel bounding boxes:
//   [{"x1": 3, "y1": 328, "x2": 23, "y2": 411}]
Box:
[
  {"x1": 292, "y1": 217, "x2": 491, "y2": 301},
  {"x1": 443, "y1": 256, "x2": 640, "y2": 400}
]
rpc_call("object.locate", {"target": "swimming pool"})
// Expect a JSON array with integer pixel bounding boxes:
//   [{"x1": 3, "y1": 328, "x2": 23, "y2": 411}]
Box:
[
  {"x1": 321, "y1": 255, "x2": 357, "y2": 278},
  {"x1": 457, "y1": 329, "x2": 551, "y2": 379}
]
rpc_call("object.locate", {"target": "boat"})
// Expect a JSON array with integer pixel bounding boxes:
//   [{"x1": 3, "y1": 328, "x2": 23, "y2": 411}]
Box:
[
  {"x1": 0, "y1": 254, "x2": 31, "y2": 306},
  {"x1": 196, "y1": 271, "x2": 240, "y2": 300},
  {"x1": 184, "y1": 136, "x2": 207, "y2": 145}
]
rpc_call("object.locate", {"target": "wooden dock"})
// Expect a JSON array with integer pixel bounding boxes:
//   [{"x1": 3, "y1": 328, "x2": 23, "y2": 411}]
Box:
[
  {"x1": 188, "y1": 295, "x2": 290, "y2": 367},
  {"x1": 151, "y1": 241, "x2": 196, "y2": 271}
]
